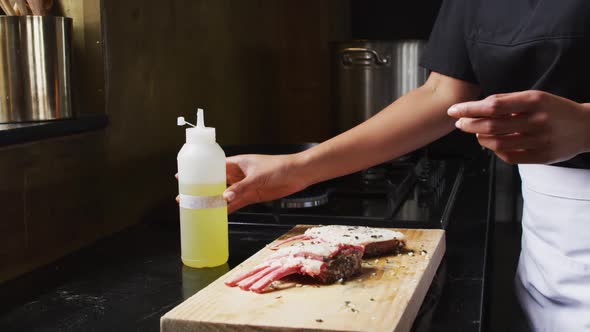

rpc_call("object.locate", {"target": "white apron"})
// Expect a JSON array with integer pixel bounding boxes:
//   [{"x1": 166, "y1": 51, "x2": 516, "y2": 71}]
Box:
[{"x1": 516, "y1": 164, "x2": 590, "y2": 331}]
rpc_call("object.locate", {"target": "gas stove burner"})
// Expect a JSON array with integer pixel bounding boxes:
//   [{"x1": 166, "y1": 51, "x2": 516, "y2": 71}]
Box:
[
  {"x1": 395, "y1": 153, "x2": 414, "y2": 162},
  {"x1": 280, "y1": 186, "x2": 330, "y2": 209},
  {"x1": 362, "y1": 166, "x2": 388, "y2": 182}
]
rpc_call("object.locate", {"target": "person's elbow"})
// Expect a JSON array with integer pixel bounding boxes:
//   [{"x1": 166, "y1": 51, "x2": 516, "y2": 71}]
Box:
[{"x1": 420, "y1": 71, "x2": 481, "y2": 106}]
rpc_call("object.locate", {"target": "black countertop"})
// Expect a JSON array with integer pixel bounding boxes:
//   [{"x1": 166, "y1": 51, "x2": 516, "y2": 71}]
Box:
[{"x1": 0, "y1": 158, "x2": 491, "y2": 332}]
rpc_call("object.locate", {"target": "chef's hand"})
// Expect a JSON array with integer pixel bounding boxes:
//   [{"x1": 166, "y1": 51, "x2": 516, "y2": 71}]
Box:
[
  {"x1": 448, "y1": 90, "x2": 590, "y2": 164},
  {"x1": 223, "y1": 154, "x2": 308, "y2": 213}
]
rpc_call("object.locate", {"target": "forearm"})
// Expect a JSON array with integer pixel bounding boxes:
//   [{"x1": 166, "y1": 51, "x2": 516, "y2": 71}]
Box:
[
  {"x1": 295, "y1": 73, "x2": 480, "y2": 186},
  {"x1": 580, "y1": 102, "x2": 590, "y2": 153}
]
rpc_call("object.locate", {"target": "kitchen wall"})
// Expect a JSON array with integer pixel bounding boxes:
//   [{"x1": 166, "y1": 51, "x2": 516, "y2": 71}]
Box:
[
  {"x1": 0, "y1": 0, "x2": 107, "y2": 283},
  {"x1": 104, "y1": 0, "x2": 350, "y2": 148},
  {"x1": 351, "y1": 0, "x2": 442, "y2": 40},
  {"x1": 0, "y1": 0, "x2": 351, "y2": 282}
]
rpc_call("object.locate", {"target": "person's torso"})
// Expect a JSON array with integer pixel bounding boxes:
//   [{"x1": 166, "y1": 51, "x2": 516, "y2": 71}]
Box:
[{"x1": 463, "y1": 0, "x2": 590, "y2": 168}]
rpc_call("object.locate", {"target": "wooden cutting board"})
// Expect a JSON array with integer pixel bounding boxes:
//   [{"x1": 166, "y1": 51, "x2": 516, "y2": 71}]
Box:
[{"x1": 161, "y1": 226, "x2": 445, "y2": 332}]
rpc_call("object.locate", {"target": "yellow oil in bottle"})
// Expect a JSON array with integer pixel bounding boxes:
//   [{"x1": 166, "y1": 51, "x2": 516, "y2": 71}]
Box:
[{"x1": 179, "y1": 182, "x2": 228, "y2": 268}]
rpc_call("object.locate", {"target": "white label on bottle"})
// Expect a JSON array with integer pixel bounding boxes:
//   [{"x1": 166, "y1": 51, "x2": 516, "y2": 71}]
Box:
[{"x1": 179, "y1": 194, "x2": 227, "y2": 210}]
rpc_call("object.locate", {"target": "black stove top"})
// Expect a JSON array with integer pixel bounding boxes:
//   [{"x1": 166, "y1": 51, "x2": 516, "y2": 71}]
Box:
[{"x1": 225, "y1": 145, "x2": 465, "y2": 229}]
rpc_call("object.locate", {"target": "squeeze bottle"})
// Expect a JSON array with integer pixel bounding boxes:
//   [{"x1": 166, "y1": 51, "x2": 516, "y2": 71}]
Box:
[{"x1": 176, "y1": 109, "x2": 228, "y2": 268}]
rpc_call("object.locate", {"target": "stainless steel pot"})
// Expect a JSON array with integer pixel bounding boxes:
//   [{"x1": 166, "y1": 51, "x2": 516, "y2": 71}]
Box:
[
  {"x1": 0, "y1": 16, "x2": 73, "y2": 123},
  {"x1": 331, "y1": 40, "x2": 427, "y2": 133}
]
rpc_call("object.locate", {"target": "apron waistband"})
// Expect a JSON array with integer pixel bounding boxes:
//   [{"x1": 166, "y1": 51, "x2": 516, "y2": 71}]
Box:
[{"x1": 519, "y1": 164, "x2": 590, "y2": 199}]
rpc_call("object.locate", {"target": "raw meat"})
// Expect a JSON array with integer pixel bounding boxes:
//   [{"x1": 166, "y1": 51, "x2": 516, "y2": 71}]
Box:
[
  {"x1": 271, "y1": 225, "x2": 406, "y2": 257},
  {"x1": 224, "y1": 240, "x2": 364, "y2": 293}
]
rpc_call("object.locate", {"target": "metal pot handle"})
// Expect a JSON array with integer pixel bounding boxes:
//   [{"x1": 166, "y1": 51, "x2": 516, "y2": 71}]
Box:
[{"x1": 339, "y1": 48, "x2": 390, "y2": 66}]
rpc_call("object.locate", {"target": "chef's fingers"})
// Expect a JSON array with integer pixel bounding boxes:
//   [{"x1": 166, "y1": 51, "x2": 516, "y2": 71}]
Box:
[
  {"x1": 226, "y1": 155, "x2": 247, "y2": 166},
  {"x1": 227, "y1": 168, "x2": 245, "y2": 185},
  {"x1": 175, "y1": 174, "x2": 179, "y2": 204},
  {"x1": 226, "y1": 191, "x2": 256, "y2": 214},
  {"x1": 448, "y1": 91, "x2": 537, "y2": 118},
  {"x1": 455, "y1": 113, "x2": 533, "y2": 135},
  {"x1": 477, "y1": 133, "x2": 540, "y2": 152},
  {"x1": 227, "y1": 199, "x2": 246, "y2": 214},
  {"x1": 224, "y1": 177, "x2": 259, "y2": 213},
  {"x1": 226, "y1": 157, "x2": 247, "y2": 185},
  {"x1": 224, "y1": 177, "x2": 252, "y2": 202}
]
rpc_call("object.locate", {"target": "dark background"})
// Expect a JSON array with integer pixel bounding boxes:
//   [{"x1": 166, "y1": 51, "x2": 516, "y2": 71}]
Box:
[{"x1": 351, "y1": 0, "x2": 443, "y2": 39}]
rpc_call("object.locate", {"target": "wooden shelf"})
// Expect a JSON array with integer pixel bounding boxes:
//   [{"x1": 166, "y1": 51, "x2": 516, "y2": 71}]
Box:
[{"x1": 0, "y1": 114, "x2": 108, "y2": 147}]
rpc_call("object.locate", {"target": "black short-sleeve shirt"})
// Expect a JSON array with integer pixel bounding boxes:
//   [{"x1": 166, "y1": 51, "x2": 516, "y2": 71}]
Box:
[{"x1": 421, "y1": 0, "x2": 590, "y2": 168}]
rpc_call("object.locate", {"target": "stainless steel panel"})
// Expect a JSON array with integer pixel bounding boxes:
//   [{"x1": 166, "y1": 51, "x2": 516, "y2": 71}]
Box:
[
  {"x1": 332, "y1": 40, "x2": 393, "y2": 132},
  {"x1": 0, "y1": 17, "x2": 25, "y2": 121},
  {"x1": 0, "y1": 16, "x2": 73, "y2": 123},
  {"x1": 332, "y1": 40, "x2": 427, "y2": 133},
  {"x1": 391, "y1": 40, "x2": 427, "y2": 100}
]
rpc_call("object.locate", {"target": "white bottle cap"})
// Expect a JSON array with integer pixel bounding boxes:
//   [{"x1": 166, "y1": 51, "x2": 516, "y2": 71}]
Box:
[{"x1": 186, "y1": 108, "x2": 216, "y2": 143}]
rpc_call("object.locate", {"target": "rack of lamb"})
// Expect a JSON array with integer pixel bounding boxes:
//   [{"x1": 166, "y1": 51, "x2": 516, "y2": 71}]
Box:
[{"x1": 225, "y1": 226, "x2": 406, "y2": 293}]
